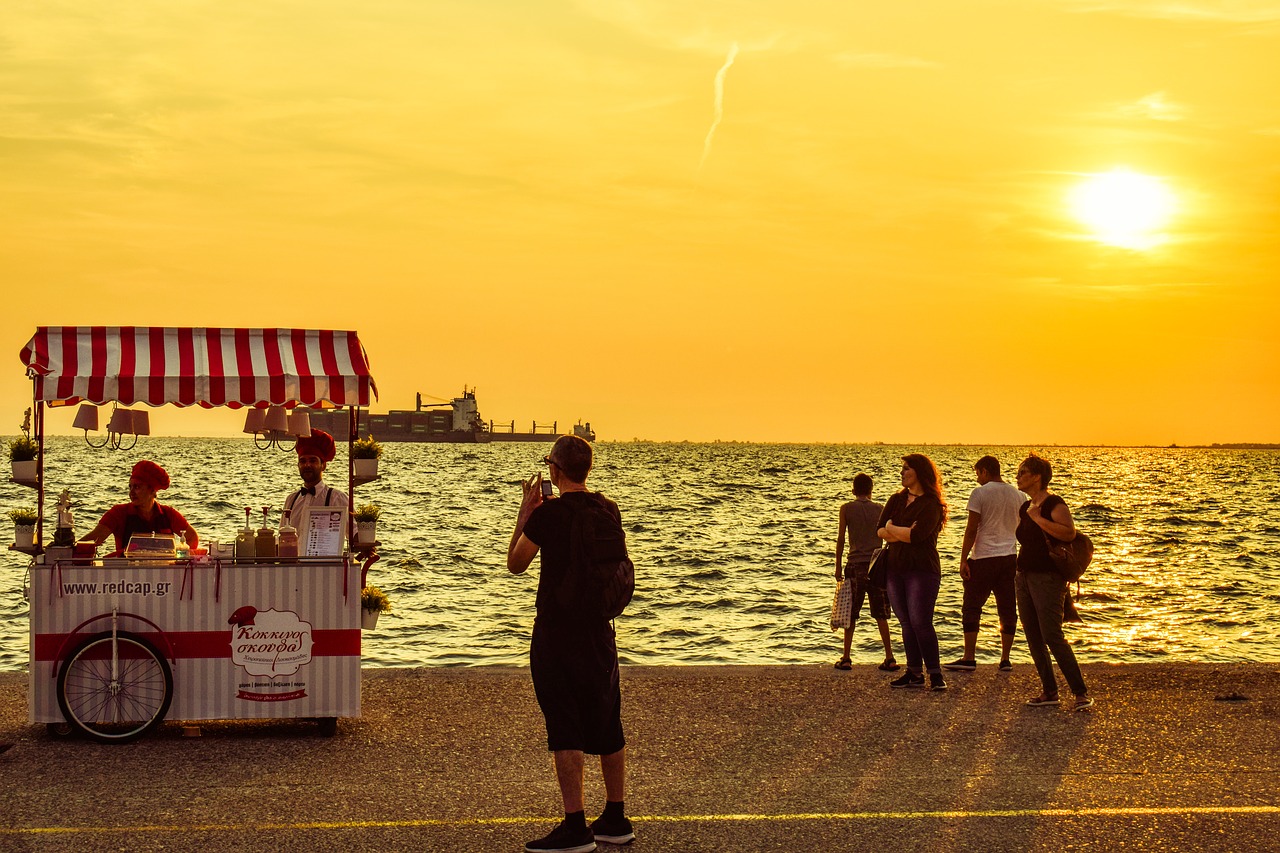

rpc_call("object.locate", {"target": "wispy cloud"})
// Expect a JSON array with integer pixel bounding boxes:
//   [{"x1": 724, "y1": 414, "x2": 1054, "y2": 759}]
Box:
[
  {"x1": 698, "y1": 42, "x2": 739, "y2": 171},
  {"x1": 1117, "y1": 91, "x2": 1188, "y2": 121},
  {"x1": 1054, "y1": 1, "x2": 1280, "y2": 23}
]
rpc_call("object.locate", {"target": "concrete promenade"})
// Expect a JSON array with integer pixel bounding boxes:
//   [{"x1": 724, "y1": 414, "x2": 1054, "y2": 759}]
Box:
[{"x1": 1, "y1": 663, "x2": 1278, "y2": 852}]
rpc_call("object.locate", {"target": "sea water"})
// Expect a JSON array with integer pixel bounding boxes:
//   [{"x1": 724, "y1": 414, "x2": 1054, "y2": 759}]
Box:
[{"x1": 2, "y1": 438, "x2": 1277, "y2": 671}]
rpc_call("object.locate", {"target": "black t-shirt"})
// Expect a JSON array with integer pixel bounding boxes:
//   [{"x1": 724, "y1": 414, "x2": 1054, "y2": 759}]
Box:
[
  {"x1": 1016, "y1": 494, "x2": 1066, "y2": 574},
  {"x1": 523, "y1": 491, "x2": 623, "y2": 621}
]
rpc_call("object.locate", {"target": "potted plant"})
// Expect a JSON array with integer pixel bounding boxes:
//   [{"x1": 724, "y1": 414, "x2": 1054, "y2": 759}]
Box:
[
  {"x1": 351, "y1": 434, "x2": 382, "y2": 478},
  {"x1": 360, "y1": 584, "x2": 391, "y2": 630},
  {"x1": 10, "y1": 507, "x2": 38, "y2": 549},
  {"x1": 9, "y1": 436, "x2": 39, "y2": 482},
  {"x1": 353, "y1": 503, "x2": 380, "y2": 546}
]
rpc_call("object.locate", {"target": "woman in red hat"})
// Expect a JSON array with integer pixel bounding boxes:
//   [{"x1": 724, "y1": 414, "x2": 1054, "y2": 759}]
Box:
[{"x1": 85, "y1": 460, "x2": 199, "y2": 557}]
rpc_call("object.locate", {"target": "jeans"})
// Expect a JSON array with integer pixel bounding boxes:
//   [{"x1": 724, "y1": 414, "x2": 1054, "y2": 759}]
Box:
[
  {"x1": 885, "y1": 569, "x2": 942, "y2": 675},
  {"x1": 1015, "y1": 570, "x2": 1087, "y2": 698}
]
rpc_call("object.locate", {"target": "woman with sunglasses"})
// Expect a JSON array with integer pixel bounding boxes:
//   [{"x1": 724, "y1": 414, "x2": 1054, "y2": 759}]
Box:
[
  {"x1": 876, "y1": 454, "x2": 948, "y2": 691},
  {"x1": 1014, "y1": 454, "x2": 1093, "y2": 711}
]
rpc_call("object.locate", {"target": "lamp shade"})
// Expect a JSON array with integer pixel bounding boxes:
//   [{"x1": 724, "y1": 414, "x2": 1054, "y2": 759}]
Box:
[
  {"x1": 107, "y1": 407, "x2": 134, "y2": 435},
  {"x1": 264, "y1": 405, "x2": 289, "y2": 433},
  {"x1": 72, "y1": 404, "x2": 99, "y2": 432},
  {"x1": 287, "y1": 409, "x2": 312, "y2": 438},
  {"x1": 130, "y1": 410, "x2": 151, "y2": 436},
  {"x1": 243, "y1": 408, "x2": 267, "y2": 434}
]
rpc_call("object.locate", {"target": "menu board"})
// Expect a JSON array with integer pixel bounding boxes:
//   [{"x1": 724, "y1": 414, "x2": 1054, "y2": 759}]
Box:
[{"x1": 300, "y1": 507, "x2": 348, "y2": 557}]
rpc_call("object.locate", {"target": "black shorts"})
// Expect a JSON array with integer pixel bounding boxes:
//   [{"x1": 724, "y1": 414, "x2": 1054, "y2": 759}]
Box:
[
  {"x1": 962, "y1": 554, "x2": 1018, "y2": 634},
  {"x1": 530, "y1": 619, "x2": 625, "y2": 755}
]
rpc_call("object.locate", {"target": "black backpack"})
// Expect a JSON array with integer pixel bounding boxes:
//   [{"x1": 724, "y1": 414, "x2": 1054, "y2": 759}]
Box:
[{"x1": 556, "y1": 493, "x2": 635, "y2": 620}]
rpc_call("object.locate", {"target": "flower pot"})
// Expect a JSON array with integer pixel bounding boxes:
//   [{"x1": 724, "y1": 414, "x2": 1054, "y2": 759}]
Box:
[
  {"x1": 11, "y1": 460, "x2": 37, "y2": 482},
  {"x1": 361, "y1": 608, "x2": 381, "y2": 630},
  {"x1": 353, "y1": 458, "x2": 379, "y2": 478},
  {"x1": 14, "y1": 524, "x2": 35, "y2": 549},
  {"x1": 356, "y1": 520, "x2": 377, "y2": 545}
]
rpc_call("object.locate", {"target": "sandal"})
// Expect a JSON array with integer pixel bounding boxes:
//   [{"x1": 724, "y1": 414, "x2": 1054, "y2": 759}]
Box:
[
  {"x1": 1025, "y1": 694, "x2": 1060, "y2": 707},
  {"x1": 1074, "y1": 695, "x2": 1095, "y2": 711},
  {"x1": 878, "y1": 659, "x2": 901, "y2": 672},
  {"x1": 834, "y1": 658, "x2": 852, "y2": 670}
]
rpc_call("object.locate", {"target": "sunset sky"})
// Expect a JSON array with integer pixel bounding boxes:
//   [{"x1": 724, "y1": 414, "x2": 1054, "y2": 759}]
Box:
[{"x1": 3, "y1": 1, "x2": 1278, "y2": 445}]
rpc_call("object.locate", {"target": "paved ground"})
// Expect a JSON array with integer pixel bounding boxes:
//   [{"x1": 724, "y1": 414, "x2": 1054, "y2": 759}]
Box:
[{"x1": 1, "y1": 663, "x2": 1278, "y2": 852}]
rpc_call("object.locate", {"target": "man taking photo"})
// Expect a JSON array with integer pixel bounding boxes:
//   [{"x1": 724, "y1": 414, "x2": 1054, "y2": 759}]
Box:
[{"x1": 508, "y1": 434, "x2": 634, "y2": 853}]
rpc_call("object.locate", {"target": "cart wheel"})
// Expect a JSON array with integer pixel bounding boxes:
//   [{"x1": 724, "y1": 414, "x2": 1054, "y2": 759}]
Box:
[
  {"x1": 317, "y1": 717, "x2": 338, "y2": 737},
  {"x1": 57, "y1": 631, "x2": 173, "y2": 744},
  {"x1": 46, "y1": 721, "x2": 74, "y2": 739}
]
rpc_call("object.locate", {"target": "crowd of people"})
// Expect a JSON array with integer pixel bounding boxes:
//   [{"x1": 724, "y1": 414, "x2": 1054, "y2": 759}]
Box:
[
  {"x1": 833, "y1": 453, "x2": 1093, "y2": 710},
  {"x1": 67, "y1": 439, "x2": 1088, "y2": 853},
  {"x1": 501, "y1": 442, "x2": 1099, "y2": 853}
]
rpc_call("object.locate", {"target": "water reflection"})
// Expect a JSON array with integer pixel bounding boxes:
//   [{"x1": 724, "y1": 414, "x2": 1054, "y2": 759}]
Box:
[{"x1": 2, "y1": 439, "x2": 1277, "y2": 669}]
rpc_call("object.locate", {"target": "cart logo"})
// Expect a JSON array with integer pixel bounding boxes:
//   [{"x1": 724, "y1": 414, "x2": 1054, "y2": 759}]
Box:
[{"x1": 227, "y1": 606, "x2": 314, "y2": 677}]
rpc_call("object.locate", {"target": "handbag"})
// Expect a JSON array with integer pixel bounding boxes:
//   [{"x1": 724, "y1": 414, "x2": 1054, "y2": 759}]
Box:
[
  {"x1": 1045, "y1": 530, "x2": 1093, "y2": 582},
  {"x1": 830, "y1": 579, "x2": 854, "y2": 631},
  {"x1": 867, "y1": 546, "x2": 888, "y2": 589}
]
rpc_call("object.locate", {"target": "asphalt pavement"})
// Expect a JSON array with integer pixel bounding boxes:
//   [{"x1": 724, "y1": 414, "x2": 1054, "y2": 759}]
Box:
[{"x1": 1, "y1": 663, "x2": 1278, "y2": 852}]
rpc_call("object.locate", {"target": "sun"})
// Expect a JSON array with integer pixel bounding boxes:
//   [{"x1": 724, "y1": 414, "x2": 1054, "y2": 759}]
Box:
[{"x1": 1069, "y1": 167, "x2": 1176, "y2": 250}]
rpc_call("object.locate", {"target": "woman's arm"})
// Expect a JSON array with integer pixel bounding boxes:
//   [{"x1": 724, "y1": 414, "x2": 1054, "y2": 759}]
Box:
[
  {"x1": 181, "y1": 520, "x2": 200, "y2": 550},
  {"x1": 84, "y1": 521, "x2": 113, "y2": 547},
  {"x1": 164, "y1": 506, "x2": 200, "y2": 549},
  {"x1": 880, "y1": 521, "x2": 913, "y2": 543},
  {"x1": 1031, "y1": 498, "x2": 1075, "y2": 542}
]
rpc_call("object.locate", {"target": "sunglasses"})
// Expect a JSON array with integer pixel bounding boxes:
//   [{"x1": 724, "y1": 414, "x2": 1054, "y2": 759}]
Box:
[{"x1": 543, "y1": 455, "x2": 559, "y2": 469}]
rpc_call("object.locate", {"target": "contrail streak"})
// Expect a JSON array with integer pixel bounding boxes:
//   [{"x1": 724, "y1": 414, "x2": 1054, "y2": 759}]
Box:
[{"x1": 698, "y1": 43, "x2": 739, "y2": 171}]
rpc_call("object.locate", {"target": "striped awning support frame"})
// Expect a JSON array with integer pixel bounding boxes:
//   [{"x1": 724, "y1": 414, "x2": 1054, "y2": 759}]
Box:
[{"x1": 19, "y1": 327, "x2": 378, "y2": 409}]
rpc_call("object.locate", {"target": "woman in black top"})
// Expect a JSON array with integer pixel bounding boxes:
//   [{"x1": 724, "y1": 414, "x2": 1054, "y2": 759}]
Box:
[
  {"x1": 876, "y1": 454, "x2": 948, "y2": 691},
  {"x1": 1014, "y1": 454, "x2": 1092, "y2": 711}
]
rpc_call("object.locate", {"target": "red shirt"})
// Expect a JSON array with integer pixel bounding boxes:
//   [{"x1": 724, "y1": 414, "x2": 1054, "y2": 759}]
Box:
[{"x1": 99, "y1": 502, "x2": 193, "y2": 554}]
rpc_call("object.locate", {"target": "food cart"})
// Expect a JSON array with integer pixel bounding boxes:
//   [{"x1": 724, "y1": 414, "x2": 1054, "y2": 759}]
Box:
[{"x1": 15, "y1": 326, "x2": 378, "y2": 743}]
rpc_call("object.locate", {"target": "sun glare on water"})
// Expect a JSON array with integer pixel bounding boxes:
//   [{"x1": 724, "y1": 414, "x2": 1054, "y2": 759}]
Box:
[{"x1": 1069, "y1": 167, "x2": 1176, "y2": 250}]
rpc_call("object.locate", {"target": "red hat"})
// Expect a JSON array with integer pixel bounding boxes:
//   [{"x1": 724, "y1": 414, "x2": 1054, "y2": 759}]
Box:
[
  {"x1": 295, "y1": 429, "x2": 336, "y2": 462},
  {"x1": 130, "y1": 460, "x2": 170, "y2": 491}
]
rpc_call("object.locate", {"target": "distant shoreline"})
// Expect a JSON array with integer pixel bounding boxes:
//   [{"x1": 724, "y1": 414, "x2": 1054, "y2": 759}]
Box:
[{"x1": 9, "y1": 434, "x2": 1280, "y2": 449}]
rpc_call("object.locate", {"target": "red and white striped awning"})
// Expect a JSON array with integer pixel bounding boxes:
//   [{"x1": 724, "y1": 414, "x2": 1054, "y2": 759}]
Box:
[{"x1": 19, "y1": 327, "x2": 378, "y2": 409}]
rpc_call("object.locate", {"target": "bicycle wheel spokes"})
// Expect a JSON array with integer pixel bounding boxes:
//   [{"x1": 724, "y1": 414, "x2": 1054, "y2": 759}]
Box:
[{"x1": 58, "y1": 633, "x2": 174, "y2": 743}]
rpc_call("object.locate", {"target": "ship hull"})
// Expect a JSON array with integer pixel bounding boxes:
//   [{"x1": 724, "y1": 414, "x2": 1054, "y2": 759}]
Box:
[{"x1": 304, "y1": 410, "x2": 561, "y2": 444}]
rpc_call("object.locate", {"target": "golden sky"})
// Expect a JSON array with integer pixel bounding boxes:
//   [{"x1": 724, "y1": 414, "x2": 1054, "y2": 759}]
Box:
[{"x1": 3, "y1": 1, "x2": 1278, "y2": 444}]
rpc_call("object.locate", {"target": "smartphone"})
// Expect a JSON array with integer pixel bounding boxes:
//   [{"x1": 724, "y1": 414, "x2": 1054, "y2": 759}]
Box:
[{"x1": 541, "y1": 478, "x2": 554, "y2": 499}]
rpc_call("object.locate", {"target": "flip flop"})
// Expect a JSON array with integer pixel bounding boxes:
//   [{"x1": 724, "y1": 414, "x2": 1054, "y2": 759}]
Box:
[
  {"x1": 878, "y1": 659, "x2": 901, "y2": 672},
  {"x1": 834, "y1": 658, "x2": 853, "y2": 670}
]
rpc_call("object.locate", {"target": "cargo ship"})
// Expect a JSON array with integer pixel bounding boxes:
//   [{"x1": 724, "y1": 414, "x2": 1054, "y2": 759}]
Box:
[{"x1": 304, "y1": 388, "x2": 595, "y2": 444}]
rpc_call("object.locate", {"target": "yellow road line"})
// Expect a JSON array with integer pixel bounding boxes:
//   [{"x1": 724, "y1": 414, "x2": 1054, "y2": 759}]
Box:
[{"x1": 4, "y1": 805, "x2": 1279, "y2": 836}]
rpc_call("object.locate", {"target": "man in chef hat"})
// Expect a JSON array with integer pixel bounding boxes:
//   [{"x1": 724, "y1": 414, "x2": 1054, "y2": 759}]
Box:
[{"x1": 280, "y1": 429, "x2": 349, "y2": 546}]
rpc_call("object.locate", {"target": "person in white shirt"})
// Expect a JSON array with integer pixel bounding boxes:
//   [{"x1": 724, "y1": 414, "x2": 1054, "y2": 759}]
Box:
[
  {"x1": 280, "y1": 429, "x2": 349, "y2": 548},
  {"x1": 944, "y1": 455, "x2": 1025, "y2": 673}
]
